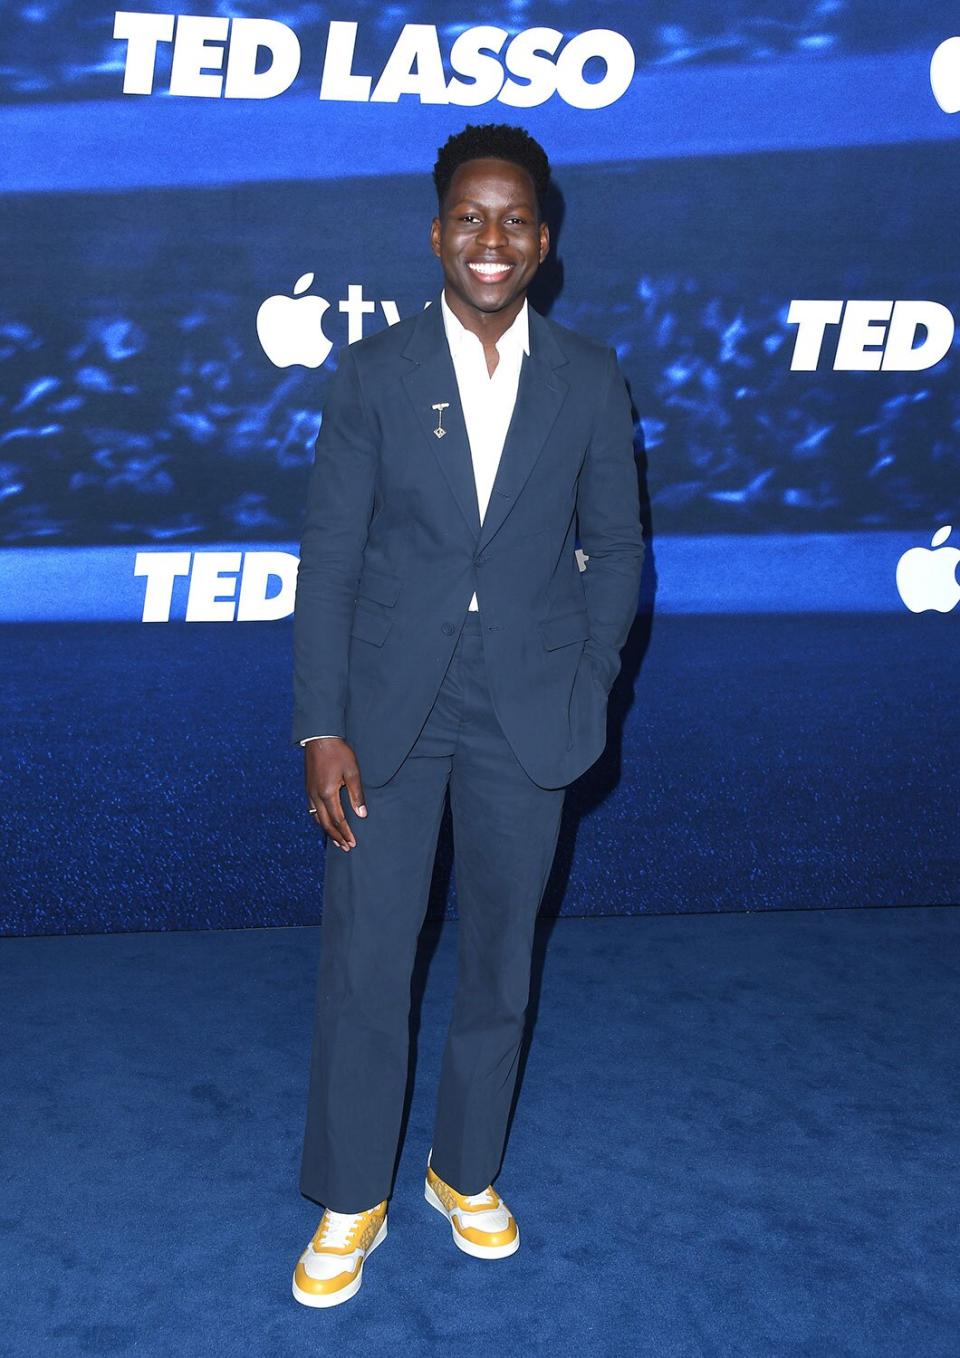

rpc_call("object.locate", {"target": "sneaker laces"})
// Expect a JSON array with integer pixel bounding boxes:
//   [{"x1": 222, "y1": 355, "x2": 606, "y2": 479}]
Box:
[{"x1": 315, "y1": 1209, "x2": 366, "y2": 1250}]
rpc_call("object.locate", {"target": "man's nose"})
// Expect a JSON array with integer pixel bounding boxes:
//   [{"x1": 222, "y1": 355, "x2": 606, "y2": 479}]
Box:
[{"x1": 476, "y1": 219, "x2": 509, "y2": 248}]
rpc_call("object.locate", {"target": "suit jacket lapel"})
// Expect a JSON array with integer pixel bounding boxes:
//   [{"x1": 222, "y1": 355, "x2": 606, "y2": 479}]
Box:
[
  {"x1": 478, "y1": 311, "x2": 569, "y2": 551},
  {"x1": 401, "y1": 295, "x2": 481, "y2": 539},
  {"x1": 401, "y1": 288, "x2": 570, "y2": 550}
]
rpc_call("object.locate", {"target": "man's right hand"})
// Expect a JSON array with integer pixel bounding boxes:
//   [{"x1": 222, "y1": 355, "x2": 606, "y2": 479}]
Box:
[{"x1": 304, "y1": 738, "x2": 367, "y2": 851}]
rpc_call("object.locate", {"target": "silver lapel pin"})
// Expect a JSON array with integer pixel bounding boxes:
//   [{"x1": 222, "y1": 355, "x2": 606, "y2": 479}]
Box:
[{"x1": 431, "y1": 402, "x2": 450, "y2": 439}]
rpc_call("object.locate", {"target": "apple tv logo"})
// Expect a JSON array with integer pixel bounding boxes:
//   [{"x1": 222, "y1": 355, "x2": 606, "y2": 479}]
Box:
[
  {"x1": 257, "y1": 278, "x2": 410, "y2": 367},
  {"x1": 896, "y1": 526, "x2": 960, "y2": 613},
  {"x1": 931, "y1": 38, "x2": 960, "y2": 114}
]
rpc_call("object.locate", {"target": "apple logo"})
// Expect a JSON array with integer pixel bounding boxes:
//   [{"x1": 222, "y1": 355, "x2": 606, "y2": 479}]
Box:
[
  {"x1": 257, "y1": 273, "x2": 332, "y2": 368},
  {"x1": 896, "y1": 525, "x2": 960, "y2": 613},
  {"x1": 931, "y1": 38, "x2": 960, "y2": 114}
]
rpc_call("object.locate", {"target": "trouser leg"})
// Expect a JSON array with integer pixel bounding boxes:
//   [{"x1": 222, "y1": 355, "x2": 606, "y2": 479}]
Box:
[
  {"x1": 299, "y1": 636, "x2": 468, "y2": 1212},
  {"x1": 429, "y1": 619, "x2": 566, "y2": 1196}
]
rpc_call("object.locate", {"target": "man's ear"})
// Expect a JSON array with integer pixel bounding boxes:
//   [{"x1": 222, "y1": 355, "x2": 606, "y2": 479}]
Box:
[{"x1": 430, "y1": 216, "x2": 442, "y2": 257}]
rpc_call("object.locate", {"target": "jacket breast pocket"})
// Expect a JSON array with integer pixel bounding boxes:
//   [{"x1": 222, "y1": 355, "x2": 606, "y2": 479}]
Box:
[{"x1": 538, "y1": 609, "x2": 591, "y2": 650}]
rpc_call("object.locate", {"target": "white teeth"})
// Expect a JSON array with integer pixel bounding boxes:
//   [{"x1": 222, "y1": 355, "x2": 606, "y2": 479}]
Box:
[{"x1": 468, "y1": 262, "x2": 513, "y2": 276}]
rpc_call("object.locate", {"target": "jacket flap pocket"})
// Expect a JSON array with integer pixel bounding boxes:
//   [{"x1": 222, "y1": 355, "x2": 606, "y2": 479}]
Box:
[
  {"x1": 350, "y1": 607, "x2": 392, "y2": 646},
  {"x1": 356, "y1": 567, "x2": 401, "y2": 607},
  {"x1": 538, "y1": 609, "x2": 591, "y2": 650}
]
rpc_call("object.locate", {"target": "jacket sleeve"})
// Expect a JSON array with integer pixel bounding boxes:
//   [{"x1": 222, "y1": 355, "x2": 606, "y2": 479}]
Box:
[
  {"x1": 576, "y1": 346, "x2": 644, "y2": 695},
  {"x1": 291, "y1": 343, "x2": 378, "y2": 744}
]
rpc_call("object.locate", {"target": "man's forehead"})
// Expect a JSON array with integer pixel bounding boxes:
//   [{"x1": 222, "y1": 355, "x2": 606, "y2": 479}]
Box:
[
  {"x1": 449, "y1": 192, "x2": 536, "y2": 209},
  {"x1": 447, "y1": 170, "x2": 536, "y2": 207},
  {"x1": 450, "y1": 160, "x2": 533, "y2": 190}
]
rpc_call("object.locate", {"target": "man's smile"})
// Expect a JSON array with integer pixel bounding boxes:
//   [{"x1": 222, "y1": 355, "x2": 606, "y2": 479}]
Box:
[{"x1": 466, "y1": 261, "x2": 515, "y2": 283}]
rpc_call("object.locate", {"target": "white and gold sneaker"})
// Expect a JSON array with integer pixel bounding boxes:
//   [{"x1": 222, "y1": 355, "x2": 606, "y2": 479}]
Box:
[
  {"x1": 424, "y1": 1156, "x2": 519, "y2": 1259},
  {"x1": 292, "y1": 1200, "x2": 388, "y2": 1308}
]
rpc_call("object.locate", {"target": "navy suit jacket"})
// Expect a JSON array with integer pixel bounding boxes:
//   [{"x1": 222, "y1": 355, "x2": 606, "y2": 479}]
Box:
[{"x1": 292, "y1": 287, "x2": 644, "y2": 789}]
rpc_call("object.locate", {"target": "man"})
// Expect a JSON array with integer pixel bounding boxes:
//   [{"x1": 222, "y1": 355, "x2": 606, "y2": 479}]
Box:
[{"x1": 290, "y1": 122, "x2": 643, "y2": 1307}]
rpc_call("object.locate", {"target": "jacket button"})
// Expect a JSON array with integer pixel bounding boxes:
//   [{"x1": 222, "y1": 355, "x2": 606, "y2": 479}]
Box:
[{"x1": 441, "y1": 621, "x2": 455, "y2": 635}]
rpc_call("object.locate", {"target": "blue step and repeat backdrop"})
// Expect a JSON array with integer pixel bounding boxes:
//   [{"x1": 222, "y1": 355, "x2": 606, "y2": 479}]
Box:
[{"x1": 3, "y1": 4, "x2": 960, "y2": 934}]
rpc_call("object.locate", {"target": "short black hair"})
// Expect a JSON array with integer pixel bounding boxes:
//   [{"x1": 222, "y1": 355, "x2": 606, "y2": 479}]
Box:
[{"x1": 433, "y1": 123, "x2": 550, "y2": 221}]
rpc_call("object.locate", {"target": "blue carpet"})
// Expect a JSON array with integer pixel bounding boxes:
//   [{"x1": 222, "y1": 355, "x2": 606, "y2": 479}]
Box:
[{"x1": 1, "y1": 907, "x2": 957, "y2": 1356}]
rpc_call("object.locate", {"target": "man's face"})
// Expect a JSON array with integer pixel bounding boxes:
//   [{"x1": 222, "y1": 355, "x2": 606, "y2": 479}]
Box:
[{"x1": 430, "y1": 157, "x2": 549, "y2": 316}]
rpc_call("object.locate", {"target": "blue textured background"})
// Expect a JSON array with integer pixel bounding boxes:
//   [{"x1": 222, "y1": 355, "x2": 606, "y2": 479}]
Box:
[{"x1": 3, "y1": 3, "x2": 960, "y2": 932}]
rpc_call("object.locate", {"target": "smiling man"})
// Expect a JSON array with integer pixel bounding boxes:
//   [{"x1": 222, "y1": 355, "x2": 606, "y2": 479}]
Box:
[{"x1": 290, "y1": 123, "x2": 644, "y2": 1307}]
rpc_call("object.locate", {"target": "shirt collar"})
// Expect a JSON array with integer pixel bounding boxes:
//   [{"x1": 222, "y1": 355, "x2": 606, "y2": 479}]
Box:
[{"x1": 440, "y1": 287, "x2": 530, "y2": 361}]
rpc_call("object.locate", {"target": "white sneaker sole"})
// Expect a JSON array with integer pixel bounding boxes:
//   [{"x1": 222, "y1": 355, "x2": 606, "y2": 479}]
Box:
[
  {"x1": 424, "y1": 1179, "x2": 520, "y2": 1259},
  {"x1": 291, "y1": 1217, "x2": 388, "y2": 1308}
]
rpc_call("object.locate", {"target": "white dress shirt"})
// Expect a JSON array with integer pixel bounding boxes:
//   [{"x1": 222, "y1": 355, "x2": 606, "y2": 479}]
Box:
[
  {"x1": 301, "y1": 289, "x2": 529, "y2": 745},
  {"x1": 440, "y1": 286, "x2": 529, "y2": 614}
]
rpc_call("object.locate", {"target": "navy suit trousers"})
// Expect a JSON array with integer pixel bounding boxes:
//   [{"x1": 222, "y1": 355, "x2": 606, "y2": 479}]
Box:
[{"x1": 300, "y1": 609, "x2": 566, "y2": 1212}]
